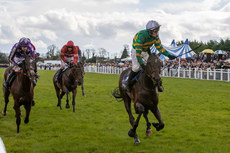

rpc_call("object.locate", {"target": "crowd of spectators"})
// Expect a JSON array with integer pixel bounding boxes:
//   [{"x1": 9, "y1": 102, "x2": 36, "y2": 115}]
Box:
[
  {"x1": 84, "y1": 60, "x2": 132, "y2": 69},
  {"x1": 84, "y1": 52, "x2": 230, "y2": 70},
  {"x1": 38, "y1": 52, "x2": 230, "y2": 71},
  {"x1": 164, "y1": 52, "x2": 230, "y2": 70},
  {"x1": 38, "y1": 64, "x2": 61, "y2": 70}
]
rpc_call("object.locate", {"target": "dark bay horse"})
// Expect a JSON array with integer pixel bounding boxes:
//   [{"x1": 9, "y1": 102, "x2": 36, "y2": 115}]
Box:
[
  {"x1": 112, "y1": 50, "x2": 164, "y2": 144},
  {"x1": 53, "y1": 63, "x2": 83, "y2": 112},
  {"x1": 2, "y1": 53, "x2": 36, "y2": 133}
]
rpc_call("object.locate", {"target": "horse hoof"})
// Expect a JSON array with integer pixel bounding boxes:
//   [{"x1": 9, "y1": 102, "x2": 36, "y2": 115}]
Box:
[
  {"x1": 32, "y1": 100, "x2": 35, "y2": 106},
  {"x1": 24, "y1": 119, "x2": 29, "y2": 124},
  {"x1": 134, "y1": 138, "x2": 141, "y2": 144},
  {"x1": 152, "y1": 123, "x2": 164, "y2": 131},
  {"x1": 57, "y1": 104, "x2": 60, "y2": 107},
  {"x1": 146, "y1": 129, "x2": 152, "y2": 136},
  {"x1": 2, "y1": 111, "x2": 7, "y2": 116},
  {"x1": 66, "y1": 104, "x2": 70, "y2": 109},
  {"x1": 128, "y1": 129, "x2": 135, "y2": 137}
]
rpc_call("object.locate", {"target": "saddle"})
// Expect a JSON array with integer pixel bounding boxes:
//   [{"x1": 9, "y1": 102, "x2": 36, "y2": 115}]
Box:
[
  {"x1": 57, "y1": 65, "x2": 73, "y2": 83},
  {"x1": 4, "y1": 70, "x2": 21, "y2": 89}
]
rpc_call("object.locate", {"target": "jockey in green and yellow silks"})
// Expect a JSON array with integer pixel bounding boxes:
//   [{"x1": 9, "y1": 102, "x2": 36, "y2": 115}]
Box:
[
  {"x1": 126, "y1": 20, "x2": 176, "y2": 92},
  {"x1": 133, "y1": 30, "x2": 170, "y2": 66}
]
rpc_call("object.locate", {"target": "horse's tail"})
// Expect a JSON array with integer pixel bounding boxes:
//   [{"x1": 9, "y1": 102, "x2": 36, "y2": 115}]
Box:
[{"x1": 111, "y1": 87, "x2": 123, "y2": 102}]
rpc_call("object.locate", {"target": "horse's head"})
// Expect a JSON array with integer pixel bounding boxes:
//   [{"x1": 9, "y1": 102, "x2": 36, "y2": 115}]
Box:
[
  {"x1": 70, "y1": 63, "x2": 83, "y2": 85},
  {"x1": 145, "y1": 52, "x2": 162, "y2": 83},
  {"x1": 23, "y1": 53, "x2": 36, "y2": 82}
]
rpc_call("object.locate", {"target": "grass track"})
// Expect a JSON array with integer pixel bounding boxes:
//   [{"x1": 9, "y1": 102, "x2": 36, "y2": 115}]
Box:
[{"x1": 0, "y1": 69, "x2": 230, "y2": 153}]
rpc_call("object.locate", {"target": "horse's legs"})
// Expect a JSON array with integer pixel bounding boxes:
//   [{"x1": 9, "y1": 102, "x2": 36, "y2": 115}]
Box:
[
  {"x1": 13, "y1": 102, "x2": 21, "y2": 133},
  {"x1": 24, "y1": 103, "x2": 31, "y2": 124},
  {"x1": 128, "y1": 102, "x2": 145, "y2": 144},
  {"x1": 72, "y1": 89, "x2": 77, "y2": 112},
  {"x1": 54, "y1": 85, "x2": 61, "y2": 107},
  {"x1": 143, "y1": 111, "x2": 152, "y2": 136},
  {"x1": 123, "y1": 97, "x2": 135, "y2": 127},
  {"x1": 66, "y1": 91, "x2": 70, "y2": 109},
  {"x1": 81, "y1": 84, "x2": 85, "y2": 97},
  {"x1": 151, "y1": 106, "x2": 164, "y2": 131},
  {"x1": 2, "y1": 89, "x2": 10, "y2": 116},
  {"x1": 128, "y1": 112, "x2": 142, "y2": 144},
  {"x1": 59, "y1": 91, "x2": 65, "y2": 110}
]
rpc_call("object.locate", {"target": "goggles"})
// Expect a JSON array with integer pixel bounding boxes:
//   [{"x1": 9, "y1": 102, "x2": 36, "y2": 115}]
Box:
[
  {"x1": 67, "y1": 46, "x2": 73, "y2": 49},
  {"x1": 149, "y1": 27, "x2": 160, "y2": 35}
]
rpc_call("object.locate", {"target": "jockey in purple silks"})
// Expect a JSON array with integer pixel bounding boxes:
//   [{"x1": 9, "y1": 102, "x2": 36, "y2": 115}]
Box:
[{"x1": 4, "y1": 37, "x2": 38, "y2": 89}]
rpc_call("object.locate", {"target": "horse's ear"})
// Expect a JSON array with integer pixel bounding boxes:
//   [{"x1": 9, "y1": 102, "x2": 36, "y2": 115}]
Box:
[{"x1": 147, "y1": 48, "x2": 151, "y2": 55}]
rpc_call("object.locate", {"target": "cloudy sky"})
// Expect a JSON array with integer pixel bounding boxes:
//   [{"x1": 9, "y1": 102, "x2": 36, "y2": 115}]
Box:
[{"x1": 0, "y1": 0, "x2": 230, "y2": 57}]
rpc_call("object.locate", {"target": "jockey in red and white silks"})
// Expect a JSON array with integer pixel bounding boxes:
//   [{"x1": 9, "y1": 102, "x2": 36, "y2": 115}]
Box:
[{"x1": 60, "y1": 40, "x2": 79, "y2": 69}]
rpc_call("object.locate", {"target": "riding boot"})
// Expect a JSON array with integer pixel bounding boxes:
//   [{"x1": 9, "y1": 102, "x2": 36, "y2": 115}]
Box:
[
  {"x1": 3, "y1": 71, "x2": 16, "y2": 89},
  {"x1": 126, "y1": 70, "x2": 137, "y2": 92},
  {"x1": 158, "y1": 78, "x2": 164, "y2": 92}
]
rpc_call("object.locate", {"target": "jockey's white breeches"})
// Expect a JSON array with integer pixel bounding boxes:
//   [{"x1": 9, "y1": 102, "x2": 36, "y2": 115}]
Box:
[
  {"x1": 61, "y1": 56, "x2": 74, "y2": 69},
  {"x1": 12, "y1": 57, "x2": 25, "y2": 71},
  {"x1": 131, "y1": 48, "x2": 149, "y2": 72}
]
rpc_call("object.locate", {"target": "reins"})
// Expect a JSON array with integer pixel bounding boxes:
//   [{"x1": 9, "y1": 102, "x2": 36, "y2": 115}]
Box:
[{"x1": 137, "y1": 71, "x2": 158, "y2": 92}]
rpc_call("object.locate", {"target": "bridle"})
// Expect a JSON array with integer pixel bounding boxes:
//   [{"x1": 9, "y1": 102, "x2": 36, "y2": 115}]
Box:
[
  {"x1": 138, "y1": 54, "x2": 161, "y2": 92},
  {"x1": 22, "y1": 53, "x2": 35, "y2": 81}
]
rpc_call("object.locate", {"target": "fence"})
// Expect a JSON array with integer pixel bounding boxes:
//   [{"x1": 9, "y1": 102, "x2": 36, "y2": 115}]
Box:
[{"x1": 84, "y1": 65, "x2": 230, "y2": 82}]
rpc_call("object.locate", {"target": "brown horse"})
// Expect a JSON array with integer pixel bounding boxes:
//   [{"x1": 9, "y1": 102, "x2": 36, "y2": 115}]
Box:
[
  {"x1": 112, "y1": 50, "x2": 164, "y2": 144},
  {"x1": 53, "y1": 62, "x2": 83, "y2": 112},
  {"x1": 2, "y1": 53, "x2": 36, "y2": 133}
]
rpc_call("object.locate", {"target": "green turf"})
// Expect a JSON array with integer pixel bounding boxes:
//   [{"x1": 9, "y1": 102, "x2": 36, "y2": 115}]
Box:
[{"x1": 0, "y1": 69, "x2": 230, "y2": 153}]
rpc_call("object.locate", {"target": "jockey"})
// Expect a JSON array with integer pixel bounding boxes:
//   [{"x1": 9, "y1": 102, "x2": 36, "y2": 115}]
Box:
[
  {"x1": 4, "y1": 37, "x2": 38, "y2": 89},
  {"x1": 57, "y1": 40, "x2": 80, "y2": 82},
  {"x1": 126, "y1": 20, "x2": 176, "y2": 92}
]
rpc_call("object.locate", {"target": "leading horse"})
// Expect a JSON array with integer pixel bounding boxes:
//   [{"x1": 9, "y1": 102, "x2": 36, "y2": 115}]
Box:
[
  {"x1": 112, "y1": 50, "x2": 164, "y2": 144},
  {"x1": 2, "y1": 52, "x2": 36, "y2": 133},
  {"x1": 53, "y1": 62, "x2": 83, "y2": 112}
]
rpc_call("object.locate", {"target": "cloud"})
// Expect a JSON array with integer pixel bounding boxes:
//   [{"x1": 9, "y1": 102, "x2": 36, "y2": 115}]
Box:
[{"x1": 0, "y1": 0, "x2": 230, "y2": 56}]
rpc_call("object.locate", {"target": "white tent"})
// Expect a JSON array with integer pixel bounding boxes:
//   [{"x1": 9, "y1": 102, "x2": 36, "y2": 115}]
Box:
[
  {"x1": 121, "y1": 57, "x2": 131, "y2": 62},
  {"x1": 151, "y1": 39, "x2": 196, "y2": 61}
]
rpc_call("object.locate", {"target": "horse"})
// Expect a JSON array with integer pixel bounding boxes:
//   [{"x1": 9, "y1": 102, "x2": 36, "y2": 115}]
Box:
[
  {"x1": 112, "y1": 50, "x2": 164, "y2": 144},
  {"x1": 2, "y1": 52, "x2": 36, "y2": 133},
  {"x1": 53, "y1": 62, "x2": 83, "y2": 112}
]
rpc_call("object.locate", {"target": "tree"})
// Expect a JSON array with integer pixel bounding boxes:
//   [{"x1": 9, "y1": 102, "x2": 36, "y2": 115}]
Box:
[
  {"x1": 81, "y1": 51, "x2": 86, "y2": 63},
  {"x1": 98, "y1": 48, "x2": 107, "y2": 58},
  {"x1": 0, "y1": 52, "x2": 9, "y2": 64},
  {"x1": 91, "y1": 49, "x2": 96, "y2": 58},
  {"x1": 85, "y1": 49, "x2": 91, "y2": 59},
  {"x1": 46, "y1": 44, "x2": 59, "y2": 59},
  {"x1": 121, "y1": 44, "x2": 129, "y2": 59}
]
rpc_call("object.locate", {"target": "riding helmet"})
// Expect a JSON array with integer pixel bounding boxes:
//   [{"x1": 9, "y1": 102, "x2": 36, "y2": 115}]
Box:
[
  {"x1": 18, "y1": 37, "x2": 30, "y2": 47},
  {"x1": 146, "y1": 20, "x2": 161, "y2": 31}
]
